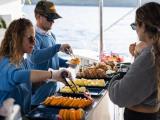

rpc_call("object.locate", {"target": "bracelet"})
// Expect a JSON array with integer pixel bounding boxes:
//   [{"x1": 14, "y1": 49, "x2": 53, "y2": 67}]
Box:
[{"x1": 50, "y1": 71, "x2": 53, "y2": 79}]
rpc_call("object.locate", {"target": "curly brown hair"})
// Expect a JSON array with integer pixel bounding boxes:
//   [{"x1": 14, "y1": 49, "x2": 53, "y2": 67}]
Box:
[
  {"x1": 136, "y1": 2, "x2": 160, "y2": 102},
  {"x1": 0, "y1": 18, "x2": 33, "y2": 66}
]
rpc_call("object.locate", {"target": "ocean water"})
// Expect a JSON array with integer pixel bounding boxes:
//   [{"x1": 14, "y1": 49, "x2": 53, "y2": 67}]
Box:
[{"x1": 22, "y1": 5, "x2": 138, "y2": 58}]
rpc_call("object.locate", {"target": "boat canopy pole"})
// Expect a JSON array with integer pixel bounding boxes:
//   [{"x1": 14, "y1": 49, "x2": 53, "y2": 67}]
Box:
[
  {"x1": 99, "y1": 0, "x2": 104, "y2": 61},
  {"x1": 138, "y1": 0, "x2": 142, "y2": 7}
]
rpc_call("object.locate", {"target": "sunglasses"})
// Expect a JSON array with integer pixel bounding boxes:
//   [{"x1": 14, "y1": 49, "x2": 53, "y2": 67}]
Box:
[
  {"x1": 130, "y1": 23, "x2": 137, "y2": 30},
  {"x1": 45, "y1": 16, "x2": 54, "y2": 22},
  {"x1": 40, "y1": 14, "x2": 54, "y2": 22},
  {"x1": 28, "y1": 36, "x2": 35, "y2": 44}
]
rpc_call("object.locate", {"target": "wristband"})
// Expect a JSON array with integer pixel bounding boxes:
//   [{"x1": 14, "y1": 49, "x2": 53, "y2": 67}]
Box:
[{"x1": 50, "y1": 71, "x2": 53, "y2": 79}]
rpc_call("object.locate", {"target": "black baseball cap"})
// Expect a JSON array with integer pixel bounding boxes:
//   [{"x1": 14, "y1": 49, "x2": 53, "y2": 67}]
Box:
[{"x1": 35, "y1": 0, "x2": 62, "y2": 20}]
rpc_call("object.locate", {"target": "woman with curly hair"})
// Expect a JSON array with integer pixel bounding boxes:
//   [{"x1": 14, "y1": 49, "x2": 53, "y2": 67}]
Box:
[{"x1": 0, "y1": 18, "x2": 71, "y2": 114}]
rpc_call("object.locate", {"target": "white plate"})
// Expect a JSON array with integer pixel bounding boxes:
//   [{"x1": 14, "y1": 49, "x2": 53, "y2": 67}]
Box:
[{"x1": 66, "y1": 61, "x2": 77, "y2": 68}]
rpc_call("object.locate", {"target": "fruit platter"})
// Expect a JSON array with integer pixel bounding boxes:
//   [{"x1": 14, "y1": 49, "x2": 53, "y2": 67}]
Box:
[
  {"x1": 76, "y1": 62, "x2": 117, "y2": 80},
  {"x1": 43, "y1": 96, "x2": 93, "y2": 109},
  {"x1": 26, "y1": 105, "x2": 85, "y2": 120},
  {"x1": 59, "y1": 85, "x2": 106, "y2": 97},
  {"x1": 71, "y1": 78, "x2": 107, "y2": 88}
]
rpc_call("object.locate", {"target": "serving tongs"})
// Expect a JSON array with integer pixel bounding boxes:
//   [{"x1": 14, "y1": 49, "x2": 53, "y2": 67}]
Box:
[
  {"x1": 66, "y1": 48, "x2": 75, "y2": 58},
  {"x1": 61, "y1": 71, "x2": 78, "y2": 93}
]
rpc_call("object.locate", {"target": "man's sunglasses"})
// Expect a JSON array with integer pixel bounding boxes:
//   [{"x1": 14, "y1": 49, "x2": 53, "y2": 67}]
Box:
[
  {"x1": 40, "y1": 14, "x2": 54, "y2": 22},
  {"x1": 45, "y1": 16, "x2": 54, "y2": 22},
  {"x1": 28, "y1": 36, "x2": 35, "y2": 44},
  {"x1": 130, "y1": 23, "x2": 137, "y2": 30}
]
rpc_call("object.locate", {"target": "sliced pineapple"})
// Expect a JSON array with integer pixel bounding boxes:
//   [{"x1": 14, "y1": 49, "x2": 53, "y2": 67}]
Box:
[{"x1": 60, "y1": 86, "x2": 86, "y2": 93}]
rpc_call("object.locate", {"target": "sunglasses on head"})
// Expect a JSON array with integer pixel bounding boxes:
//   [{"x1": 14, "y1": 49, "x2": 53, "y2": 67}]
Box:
[
  {"x1": 130, "y1": 23, "x2": 137, "y2": 30},
  {"x1": 28, "y1": 36, "x2": 35, "y2": 44}
]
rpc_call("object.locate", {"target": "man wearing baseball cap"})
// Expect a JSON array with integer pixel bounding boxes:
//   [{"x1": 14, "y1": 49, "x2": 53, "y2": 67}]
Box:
[
  {"x1": 35, "y1": 0, "x2": 62, "y2": 21},
  {"x1": 27, "y1": 0, "x2": 74, "y2": 106}
]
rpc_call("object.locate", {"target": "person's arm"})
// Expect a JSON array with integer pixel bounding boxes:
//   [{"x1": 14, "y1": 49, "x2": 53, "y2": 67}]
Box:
[
  {"x1": 30, "y1": 70, "x2": 51, "y2": 83},
  {"x1": 59, "y1": 57, "x2": 69, "y2": 68},
  {"x1": 29, "y1": 39, "x2": 72, "y2": 65},
  {"x1": 30, "y1": 44, "x2": 61, "y2": 64},
  {"x1": 108, "y1": 47, "x2": 156, "y2": 107},
  {"x1": 27, "y1": 34, "x2": 60, "y2": 64},
  {"x1": 8, "y1": 67, "x2": 51, "y2": 84},
  {"x1": 30, "y1": 69, "x2": 72, "y2": 84},
  {"x1": 11, "y1": 68, "x2": 71, "y2": 84}
]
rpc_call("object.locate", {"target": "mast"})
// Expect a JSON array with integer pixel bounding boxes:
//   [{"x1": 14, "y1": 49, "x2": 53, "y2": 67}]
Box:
[{"x1": 99, "y1": 0, "x2": 104, "y2": 61}]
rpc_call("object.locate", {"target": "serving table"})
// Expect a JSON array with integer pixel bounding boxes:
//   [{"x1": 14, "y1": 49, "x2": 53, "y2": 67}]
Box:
[{"x1": 25, "y1": 66, "x2": 128, "y2": 120}]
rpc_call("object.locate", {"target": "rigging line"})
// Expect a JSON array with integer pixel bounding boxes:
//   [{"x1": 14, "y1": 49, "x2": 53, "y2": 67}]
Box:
[
  {"x1": 103, "y1": 8, "x2": 136, "y2": 32},
  {"x1": 90, "y1": 7, "x2": 137, "y2": 42}
]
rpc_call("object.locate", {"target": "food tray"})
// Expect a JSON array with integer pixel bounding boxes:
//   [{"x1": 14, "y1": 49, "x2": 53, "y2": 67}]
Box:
[
  {"x1": 57, "y1": 91, "x2": 88, "y2": 98},
  {"x1": 87, "y1": 88, "x2": 106, "y2": 96},
  {"x1": 76, "y1": 72, "x2": 119, "y2": 81},
  {"x1": 26, "y1": 105, "x2": 86, "y2": 120},
  {"x1": 25, "y1": 106, "x2": 59, "y2": 120},
  {"x1": 116, "y1": 62, "x2": 131, "y2": 72},
  {"x1": 43, "y1": 102, "x2": 91, "y2": 109},
  {"x1": 116, "y1": 62, "x2": 131, "y2": 68},
  {"x1": 77, "y1": 81, "x2": 109, "y2": 89},
  {"x1": 106, "y1": 72, "x2": 119, "y2": 80},
  {"x1": 42, "y1": 96, "x2": 93, "y2": 109},
  {"x1": 110, "y1": 72, "x2": 127, "y2": 80},
  {"x1": 58, "y1": 87, "x2": 106, "y2": 97},
  {"x1": 76, "y1": 75, "x2": 112, "y2": 81}
]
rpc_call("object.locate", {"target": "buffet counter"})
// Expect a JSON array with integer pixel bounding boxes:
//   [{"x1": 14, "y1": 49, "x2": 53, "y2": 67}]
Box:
[
  {"x1": 26, "y1": 61, "x2": 129, "y2": 120},
  {"x1": 86, "y1": 91, "x2": 111, "y2": 120},
  {"x1": 25, "y1": 81, "x2": 115, "y2": 120}
]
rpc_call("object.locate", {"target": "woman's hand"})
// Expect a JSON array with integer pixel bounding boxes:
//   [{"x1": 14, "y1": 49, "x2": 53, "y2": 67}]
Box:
[
  {"x1": 129, "y1": 42, "x2": 136, "y2": 56},
  {"x1": 134, "y1": 42, "x2": 147, "y2": 57},
  {"x1": 49, "y1": 68, "x2": 72, "y2": 84}
]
